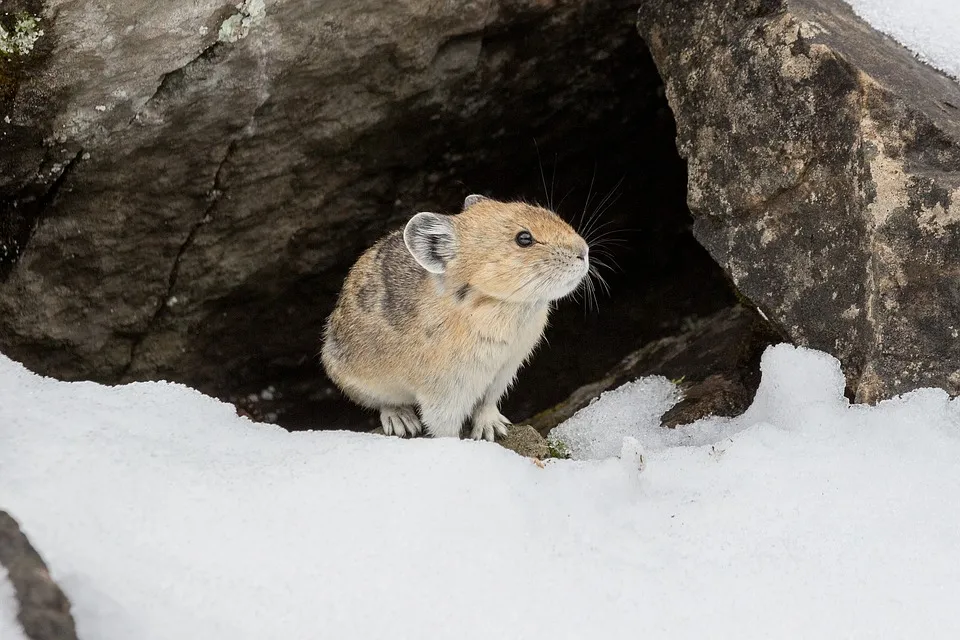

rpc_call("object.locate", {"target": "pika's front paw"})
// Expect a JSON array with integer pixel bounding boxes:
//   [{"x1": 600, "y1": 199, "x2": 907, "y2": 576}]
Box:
[
  {"x1": 380, "y1": 406, "x2": 423, "y2": 437},
  {"x1": 469, "y1": 407, "x2": 511, "y2": 442}
]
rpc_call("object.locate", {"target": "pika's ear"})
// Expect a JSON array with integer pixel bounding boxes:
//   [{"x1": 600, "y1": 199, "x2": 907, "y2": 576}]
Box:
[
  {"x1": 463, "y1": 194, "x2": 488, "y2": 210},
  {"x1": 403, "y1": 212, "x2": 457, "y2": 274}
]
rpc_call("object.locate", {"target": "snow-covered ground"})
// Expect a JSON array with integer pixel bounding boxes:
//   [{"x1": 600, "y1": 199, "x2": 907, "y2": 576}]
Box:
[
  {"x1": 0, "y1": 566, "x2": 27, "y2": 640},
  {"x1": 844, "y1": 0, "x2": 960, "y2": 80},
  {"x1": 2, "y1": 343, "x2": 960, "y2": 639}
]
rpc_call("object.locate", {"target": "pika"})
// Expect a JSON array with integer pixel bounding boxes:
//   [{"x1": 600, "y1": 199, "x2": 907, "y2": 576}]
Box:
[{"x1": 320, "y1": 194, "x2": 590, "y2": 441}]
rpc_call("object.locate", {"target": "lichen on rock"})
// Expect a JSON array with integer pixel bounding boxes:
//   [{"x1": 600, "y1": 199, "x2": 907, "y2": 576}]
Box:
[
  {"x1": 0, "y1": 12, "x2": 43, "y2": 57},
  {"x1": 217, "y1": 0, "x2": 265, "y2": 43}
]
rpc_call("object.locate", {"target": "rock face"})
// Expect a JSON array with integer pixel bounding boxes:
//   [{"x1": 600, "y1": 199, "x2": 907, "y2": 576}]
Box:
[
  {"x1": 3, "y1": 0, "x2": 738, "y2": 423},
  {"x1": 637, "y1": 0, "x2": 960, "y2": 402},
  {"x1": 0, "y1": 510, "x2": 79, "y2": 640}
]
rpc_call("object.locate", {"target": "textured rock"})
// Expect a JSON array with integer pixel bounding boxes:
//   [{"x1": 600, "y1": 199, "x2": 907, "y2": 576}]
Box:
[
  {"x1": 527, "y1": 305, "x2": 780, "y2": 434},
  {"x1": 0, "y1": 510, "x2": 78, "y2": 640},
  {"x1": 496, "y1": 424, "x2": 550, "y2": 459},
  {"x1": 660, "y1": 373, "x2": 751, "y2": 429},
  {"x1": 637, "y1": 0, "x2": 960, "y2": 402},
  {"x1": 2, "y1": 0, "x2": 718, "y2": 423}
]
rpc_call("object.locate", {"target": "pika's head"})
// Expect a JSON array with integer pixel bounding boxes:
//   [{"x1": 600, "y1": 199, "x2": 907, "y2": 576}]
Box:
[{"x1": 403, "y1": 194, "x2": 589, "y2": 303}]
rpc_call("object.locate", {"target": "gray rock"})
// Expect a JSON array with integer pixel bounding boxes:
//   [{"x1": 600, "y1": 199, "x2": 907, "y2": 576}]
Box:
[
  {"x1": 0, "y1": 510, "x2": 78, "y2": 640},
  {"x1": 0, "y1": 0, "x2": 663, "y2": 413},
  {"x1": 637, "y1": 0, "x2": 960, "y2": 402},
  {"x1": 496, "y1": 424, "x2": 550, "y2": 459}
]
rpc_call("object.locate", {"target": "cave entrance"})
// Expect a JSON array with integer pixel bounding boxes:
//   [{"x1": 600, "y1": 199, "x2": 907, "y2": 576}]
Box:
[{"x1": 254, "y1": 13, "x2": 736, "y2": 432}]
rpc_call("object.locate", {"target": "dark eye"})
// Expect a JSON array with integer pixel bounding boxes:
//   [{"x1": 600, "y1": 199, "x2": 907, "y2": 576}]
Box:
[{"x1": 515, "y1": 230, "x2": 534, "y2": 247}]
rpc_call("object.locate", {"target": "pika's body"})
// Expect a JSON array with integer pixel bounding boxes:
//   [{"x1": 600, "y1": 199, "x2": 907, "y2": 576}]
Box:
[{"x1": 321, "y1": 195, "x2": 589, "y2": 441}]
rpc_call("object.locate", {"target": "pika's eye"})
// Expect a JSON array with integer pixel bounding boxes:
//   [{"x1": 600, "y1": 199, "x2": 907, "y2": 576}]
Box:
[{"x1": 515, "y1": 230, "x2": 534, "y2": 247}]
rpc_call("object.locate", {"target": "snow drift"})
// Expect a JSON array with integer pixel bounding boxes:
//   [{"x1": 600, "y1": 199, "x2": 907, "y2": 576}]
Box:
[{"x1": 2, "y1": 343, "x2": 959, "y2": 639}]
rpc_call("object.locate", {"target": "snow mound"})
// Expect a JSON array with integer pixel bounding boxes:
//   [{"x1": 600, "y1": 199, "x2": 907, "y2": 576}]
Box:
[
  {"x1": 844, "y1": 0, "x2": 960, "y2": 80},
  {"x1": 549, "y1": 375, "x2": 679, "y2": 459},
  {"x1": 551, "y1": 343, "x2": 853, "y2": 458},
  {"x1": 2, "y1": 344, "x2": 960, "y2": 639}
]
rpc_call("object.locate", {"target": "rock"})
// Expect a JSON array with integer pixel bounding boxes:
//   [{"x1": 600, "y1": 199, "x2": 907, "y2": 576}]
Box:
[
  {"x1": 660, "y1": 373, "x2": 750, "y2": 428},
  {"x1": 0, "y1": 510, "x2": 79, "y2": 640},
  {"x1": 496, "y1": 424, "x2": 550, "y2": 459},
  {"x1": 527, "y1": 305, "x2": 780, "y2": 434},
  {"x1": 1, "y1": 0, "x2": 721, "y2": 427},
  {"x1": 637, "y1": 0, "x2": 960, "y2": 402}
]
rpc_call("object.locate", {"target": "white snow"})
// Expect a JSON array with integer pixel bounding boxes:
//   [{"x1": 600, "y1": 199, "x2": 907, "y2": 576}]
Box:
[
  {"x1": 0, "y1": 566, "x2": 27, "y2": 640},
  {"x1": 2, "y1": 343, "x2": 960, "y2": 639},
  {"x1": 844, "y1": 0, "x2": 960, "y2": 80},
  {"x1": 550, "y1": 375, "x2": 679, "y2": 460}
]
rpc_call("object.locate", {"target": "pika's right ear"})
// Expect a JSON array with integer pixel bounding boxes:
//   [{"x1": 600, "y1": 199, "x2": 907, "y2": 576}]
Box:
[
  {"x1": 463, "y1": 194, "x2": 488, "y2": 210},
  {"x1": 403, "y1": 212, "x2": 457, "y2": 274}
]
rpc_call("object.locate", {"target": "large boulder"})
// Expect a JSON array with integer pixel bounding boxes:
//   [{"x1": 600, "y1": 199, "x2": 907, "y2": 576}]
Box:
[
  {"x1": 3, "y1": 0, "x2": 727, "y2": 423},
  {"x1": 637, "y1": 0, "x2": 960, "y2": 402}
]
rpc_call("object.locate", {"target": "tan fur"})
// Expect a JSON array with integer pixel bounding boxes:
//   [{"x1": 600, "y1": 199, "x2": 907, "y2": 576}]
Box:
[{"x1": 320, "y1": 196, "x2": 589, "y2": 440}]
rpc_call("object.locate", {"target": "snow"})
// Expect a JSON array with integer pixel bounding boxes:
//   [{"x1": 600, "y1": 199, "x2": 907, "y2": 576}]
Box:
[
  {"x1": 550, "y1": 375, "x2": 678, "y2": 460},
  {"x1": 2, "y1": 343, "x2": 960, "y2": 639},
  {"x1": 0, "y1": 566, "x2": 27, "y2": 640},
  {"x1": 844, "y1": 0, "x2": 960, "y2": 80}
]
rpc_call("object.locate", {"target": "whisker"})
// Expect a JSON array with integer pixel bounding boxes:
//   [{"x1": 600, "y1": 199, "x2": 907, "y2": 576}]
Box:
[
  {"x1": 591, "y1": 257, "x2": 623, "y2": 274},
  {"x1": 550, "y1": 152, "x2": 557, "y2": 212},
  {"x1": 581, "y1": 177, "x2": 624, "y2": 241},
  {"x1": 589, "y1": 256, "x2": 620, "y2": 273},
  {"x1": 589, "y1": 273, "x2": 601, "y2": 312},
  {"x1": 589, "y1": 238, "x2": 631, "y2": 249},
  {"x1": 586, "y1": 226, "x2": 638, "y2": 245},
  {"x1": 556, "y1": 185, "x2": 577, "y2": 217},
  {"x1": 582, "y1": 274, "x2": 595, "y2": 315},
  {"x1": 534, "y1": 138, "x2": 551, "y2": 211},
  {"x1": 575, "y1": 163, "x2": 598, "y2": 235},
  {"x1": 590, "y1": 267, "x2": 612, "y2": 296},
  {"x1": 583, "y1": 218, "x2": 624, "y2": 243}
]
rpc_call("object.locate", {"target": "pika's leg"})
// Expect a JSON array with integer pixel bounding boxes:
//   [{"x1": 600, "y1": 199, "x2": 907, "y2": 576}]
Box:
[
  {"x1": 470, "y1": 404, "x2": 511, "y2": 442},
  {"x1": 469, "y1": 360, "x2": 525, "y2": 442},
  {"x1": 418, "y1": 395, "x2": 474, "y2": 438},
  {"x1": 379, "y1": 406, "x2": 423, "y2": 437}
]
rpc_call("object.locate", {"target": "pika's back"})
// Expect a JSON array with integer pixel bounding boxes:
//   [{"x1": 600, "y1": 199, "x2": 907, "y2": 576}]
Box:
[
  {"x1": 342, "y1": 230, "x2": 427, "y2": 326},
  {"x1": 321, "y1": 229, "x2": 430, "y2": 377}
]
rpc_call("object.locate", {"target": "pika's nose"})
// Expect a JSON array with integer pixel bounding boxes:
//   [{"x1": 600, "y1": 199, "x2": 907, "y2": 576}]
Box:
[{"x1": 577, "y1": 245, "x2": 588, "y2": 261}]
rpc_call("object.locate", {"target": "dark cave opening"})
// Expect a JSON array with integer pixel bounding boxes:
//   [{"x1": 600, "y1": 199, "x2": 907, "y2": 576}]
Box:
[{"x1": 244, "y1": 16, "x2": 737, "y2": 432}]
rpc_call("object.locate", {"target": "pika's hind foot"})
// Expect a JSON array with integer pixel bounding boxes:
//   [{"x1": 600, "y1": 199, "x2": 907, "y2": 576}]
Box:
[
  {"x1": 380, "y1": 406, "x2": 422, "y2": 437},
  {"x1": 469, "y1": 405, "x2": 511, "y2": 442}
]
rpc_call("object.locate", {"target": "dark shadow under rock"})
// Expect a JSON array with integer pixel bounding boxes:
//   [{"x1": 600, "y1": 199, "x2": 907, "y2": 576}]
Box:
[{"x1": 526, "y1": 304, "x2": 783, "y2": 435}]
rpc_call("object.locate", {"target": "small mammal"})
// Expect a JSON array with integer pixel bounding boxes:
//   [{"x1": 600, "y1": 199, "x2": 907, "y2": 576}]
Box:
[{"x1": 320, "y1": 194, "x2": 590, "y2": 441}]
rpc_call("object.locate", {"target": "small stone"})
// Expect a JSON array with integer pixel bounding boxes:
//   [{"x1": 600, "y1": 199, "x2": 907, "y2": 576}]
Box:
[{"x1": 496, "y1": 424, "x2": 549, "y2": 459}]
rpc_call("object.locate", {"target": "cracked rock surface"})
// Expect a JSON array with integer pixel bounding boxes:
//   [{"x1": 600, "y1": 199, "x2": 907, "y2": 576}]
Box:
[
  {"x1": 2, "y1": 0, "x2": 677, "y2": 411},
  {"x1": 638, "y1": 0, "x2": 960, "y2": 401}
]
